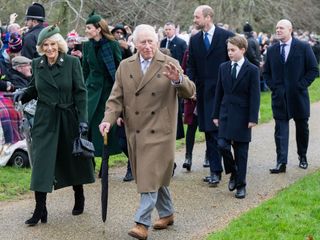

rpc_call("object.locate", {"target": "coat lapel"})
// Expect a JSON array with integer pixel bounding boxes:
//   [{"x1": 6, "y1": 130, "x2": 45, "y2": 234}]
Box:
[
  {"x1": 36, "y1": 54, "x2": 66, "y2": 90},
  {"x1": 286, "y1": 38, "x2": 297, "y2": 63},
  {"x1": 127, "y1": 54, "x2": 143, "y2": 89},
  {"x1": 232, "y1": 59, "x2": 249, "y2": 91},
  {"x1": 136, "y1": 50, "x2": 164, "y2": 92},
  {"x1": 207, "y1": 27, "x2": 222, "y2": 55}
]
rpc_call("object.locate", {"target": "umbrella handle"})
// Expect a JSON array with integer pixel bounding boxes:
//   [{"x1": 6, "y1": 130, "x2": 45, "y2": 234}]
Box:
[{"x1": 103, "y1": 130, "x2": 108, "y2": 145}]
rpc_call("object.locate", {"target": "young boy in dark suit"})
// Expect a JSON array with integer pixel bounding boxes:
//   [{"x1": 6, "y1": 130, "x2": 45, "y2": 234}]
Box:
[{"x1": 212, "y1": 35, "x2": 260, "y2": 199}]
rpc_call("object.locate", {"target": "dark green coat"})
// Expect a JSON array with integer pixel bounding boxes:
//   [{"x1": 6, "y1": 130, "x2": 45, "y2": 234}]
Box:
[
  {"x1": 82, "y1": 38, "x2": 122, "y2": 156},
  {"x1": 23, "y1": 53, "x2": 95, "y2": 193}
]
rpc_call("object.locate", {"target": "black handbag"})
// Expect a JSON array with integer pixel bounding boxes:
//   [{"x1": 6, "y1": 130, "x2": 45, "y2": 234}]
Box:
[{"x1": 72, "y1": 134, "x2": 95, "y2": 160}]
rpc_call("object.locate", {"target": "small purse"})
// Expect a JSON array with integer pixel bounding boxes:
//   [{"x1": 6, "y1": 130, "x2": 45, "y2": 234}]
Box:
[{"x1": 72, "y1": 134, "x2": 95, "y2": 160}]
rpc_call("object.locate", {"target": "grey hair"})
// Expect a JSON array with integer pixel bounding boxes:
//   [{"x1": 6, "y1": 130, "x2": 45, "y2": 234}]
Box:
[
  {"x1": 36, "y1": 33, "x2": 68, "y2": 55},
  {"x1": 132, "y1": 24, "x2": 158, "y2": 44},
  {"x1": 7, "y1": 23, "x2": 20, "y2": 33}
]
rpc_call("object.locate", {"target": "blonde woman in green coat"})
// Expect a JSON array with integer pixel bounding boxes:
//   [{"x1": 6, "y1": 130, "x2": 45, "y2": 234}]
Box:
[
  {"x1": 82, "y1": 11, "x2": 122, "y2": 157},
  {"x1": 14, "y1": 25, "x2": 95, "y2": 226}
]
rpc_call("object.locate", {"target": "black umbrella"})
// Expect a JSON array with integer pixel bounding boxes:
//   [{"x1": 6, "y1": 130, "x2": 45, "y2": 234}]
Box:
[{"x1": 101, "y1": 131, "x2": 109, "y2": 222}]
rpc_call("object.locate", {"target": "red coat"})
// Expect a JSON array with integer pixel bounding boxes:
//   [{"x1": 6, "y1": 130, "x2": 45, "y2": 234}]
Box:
[{"x1": 183, "y1": 99, "x2": 196, "y2": 125}]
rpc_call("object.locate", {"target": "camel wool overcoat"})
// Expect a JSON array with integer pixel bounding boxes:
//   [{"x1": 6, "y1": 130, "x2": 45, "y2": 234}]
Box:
[{"x1": 102, "y1": 50, "x2": 195, "y2": 192}]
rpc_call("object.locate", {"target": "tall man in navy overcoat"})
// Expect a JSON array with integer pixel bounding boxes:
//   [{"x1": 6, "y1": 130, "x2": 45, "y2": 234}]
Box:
[
  {"x1": 263, "y1": 19, "x2": 319, "y2": 173},
  {"x1": 187, "y1": 5, "x2": 234, "y2": 186}
]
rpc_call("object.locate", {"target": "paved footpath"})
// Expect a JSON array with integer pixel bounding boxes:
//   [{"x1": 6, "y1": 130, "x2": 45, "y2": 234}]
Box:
[{"x1": 1, "y1": 103, "x2": 320, "y2": 240}]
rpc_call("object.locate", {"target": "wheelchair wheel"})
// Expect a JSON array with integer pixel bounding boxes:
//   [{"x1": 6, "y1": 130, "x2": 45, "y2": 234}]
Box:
[{"x1": 9, "y1": 150, "x2": 30, "y2": 168}]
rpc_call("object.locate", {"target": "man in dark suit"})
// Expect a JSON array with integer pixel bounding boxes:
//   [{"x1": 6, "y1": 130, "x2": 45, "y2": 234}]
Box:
[
  {"x1": 160, "y1": 22, "x2": 187, "y2": 65},
  {"x1": 213, "y1": 35, "x2": 260, "y2": 199},
  {"x1": 187, "y1": 5, "x2": 234, "y2": 187},
  {"x1": 263, "y1": 19, "x2": 319, "y2": 174}
]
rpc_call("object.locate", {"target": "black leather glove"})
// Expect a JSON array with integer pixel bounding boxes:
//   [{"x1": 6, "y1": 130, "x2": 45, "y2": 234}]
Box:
[
  {"x1": 13, "y1": 89, "x2": 25, "y2": 103},
  {"x1": 79, "y1": 122, "x2": 88, "y2": 136}
]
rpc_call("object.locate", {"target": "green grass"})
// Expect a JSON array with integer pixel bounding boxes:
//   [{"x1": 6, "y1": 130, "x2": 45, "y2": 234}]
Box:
[
  {"x1": 207, "y1": 171, "x2": 320, "y2": 240},
  {"x1": 0, "y1": 167, "x2": 31, "y2": 201},
  {"x1": 0, "y1": 154, "x2": 128, "y2": 201},
  {"x1": 0, "y1": 77, "x2": 319, "y2": 201}
]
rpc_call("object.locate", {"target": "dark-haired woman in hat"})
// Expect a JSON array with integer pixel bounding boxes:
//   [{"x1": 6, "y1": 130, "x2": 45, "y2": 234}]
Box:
[
  {"x1": 82, "y1": 11, "x2": 122, "y2": 159},
  {"x1": 14, "y1": 25, "x2": 95, "y2": 226}
]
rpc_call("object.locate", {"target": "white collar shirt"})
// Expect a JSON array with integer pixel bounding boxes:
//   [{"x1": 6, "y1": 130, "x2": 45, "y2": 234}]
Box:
[{"x1": 231, "y1": 57, "x2": 245, "y2": 78}]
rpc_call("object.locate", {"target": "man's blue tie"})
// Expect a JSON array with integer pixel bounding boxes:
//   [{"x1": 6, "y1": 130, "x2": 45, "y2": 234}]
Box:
[
  {"x1": 280, "y1": 43, "x2": 286, "y2": 63},
  {"x1": 203, "y1": 32, "x2": 210, "y2": 50}
]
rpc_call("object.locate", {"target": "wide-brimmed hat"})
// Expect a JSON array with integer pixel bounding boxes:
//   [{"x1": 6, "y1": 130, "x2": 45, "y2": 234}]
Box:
[
  {"x1": 37, "y1": 25, "x2": 60, "y2": 46},
  {"x1": 111, "y1": 23, "x2": 127, "y2": 35}
]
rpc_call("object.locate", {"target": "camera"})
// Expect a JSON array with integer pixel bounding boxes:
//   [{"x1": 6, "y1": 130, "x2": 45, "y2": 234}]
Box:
[{"x1": 74, "y1": 43, "x2": 82, "y2": 51}]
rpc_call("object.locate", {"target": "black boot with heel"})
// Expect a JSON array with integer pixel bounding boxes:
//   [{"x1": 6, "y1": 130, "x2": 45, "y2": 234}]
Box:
[
  {"x1": 25, "y1": 191, "x2": 47, "y2": 226},
  {"x1": 72, "y1": 185, "x2": 85, "y2": 215},
  {"x1": 182, "y1": 153, "x2": 192, "y2": 171}
]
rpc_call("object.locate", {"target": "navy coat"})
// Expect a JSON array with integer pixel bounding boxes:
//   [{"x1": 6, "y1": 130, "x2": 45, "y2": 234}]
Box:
[
  {"x1": 187, "y1": 27, "x2": 234, "y2": 131},
  {"x1": 160, "y1": 36, "x2": 187, "y2": 65},
  {"x1": 263, "y1": 38, "x2": 319, "y2": 120},
  {"x1": 213, "y1": 59, "x2": 260, "y2": 142}
]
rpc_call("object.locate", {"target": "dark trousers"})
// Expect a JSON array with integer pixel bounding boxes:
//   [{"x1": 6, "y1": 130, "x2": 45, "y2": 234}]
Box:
[
  {"x1": 217, "y1": 138, "x2": 249, "y2": 187},
  {"x1": 205, "y1": 131, "x2": 222, "y2": 173},
  {"x1": 185, "y1": 114, "x2": 198, "y2": 155},
  {"x1": 275, "y1": 118, "x2": 309, "y2": 164}
]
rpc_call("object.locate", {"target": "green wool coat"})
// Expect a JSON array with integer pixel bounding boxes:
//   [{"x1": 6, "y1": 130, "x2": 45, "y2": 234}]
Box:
[
  {"x1": 23, "y1": 53, "x2": 95, "y2": 193},
  {"x1": 82, "y1": 39, "x2": 122, "y2": 156}
]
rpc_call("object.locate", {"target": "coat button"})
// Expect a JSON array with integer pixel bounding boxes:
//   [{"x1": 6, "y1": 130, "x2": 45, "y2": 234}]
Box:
[
  {"x1": 135, "y1": 93, "x2": 139, "y2": 96},
  {"x1": 151, "y1": 130, "x2": 155, "y2": 133},
  {"x1": 151, "y1": 92, "x2": 155, "y2": 96},
  {"x1": 135, "y1": 111, "x2": 139, "y2": 115},
  {"x1": 136, "y1": 130, "x2": 140, "y2": 133},
  {"x1": 151, "y1": 111, "x2": 155, "y2": 115}
]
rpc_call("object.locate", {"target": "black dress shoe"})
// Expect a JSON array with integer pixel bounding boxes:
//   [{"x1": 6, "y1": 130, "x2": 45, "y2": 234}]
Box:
[
  {"x1": 203, "y1": 157, "x2": 210, "y2": 168},
  {"x1": 208, "y1": 173, "x2": 221, "y2": 187},
  {"x1": 269, "y1": 163, "x2": 286, "y2": 174},
  {"x1": 203, "y1": 175, "x2": 211, "y2": 182},
  {"x1": 235, "y1": 187, "x2": 246, "y2": 199},
  {"x1": 299, "y1": 156, "x2": 308, "y2": 169},
  {"x1": 228, "y1": 175, "x2": 236, "y2": 192},
  {"x1": 123, "y1": 171, "x2": 134, "y2": 182}
]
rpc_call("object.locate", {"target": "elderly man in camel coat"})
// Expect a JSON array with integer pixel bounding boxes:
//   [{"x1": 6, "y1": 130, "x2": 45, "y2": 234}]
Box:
[{"x1": 99, "y1": 24, "x2": 195, "y2": 240}]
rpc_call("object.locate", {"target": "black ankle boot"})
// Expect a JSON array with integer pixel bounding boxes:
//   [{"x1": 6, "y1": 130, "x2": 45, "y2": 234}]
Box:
[
  {"x1": 182, "y1": 153, "x2": 192, "y2": 171},
  {"x1": 25, "y1": 191, "x2": 47, "y2": 226},
  {"x1": 72, "y1": 185, "x2": 85, "y2": 215}
]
